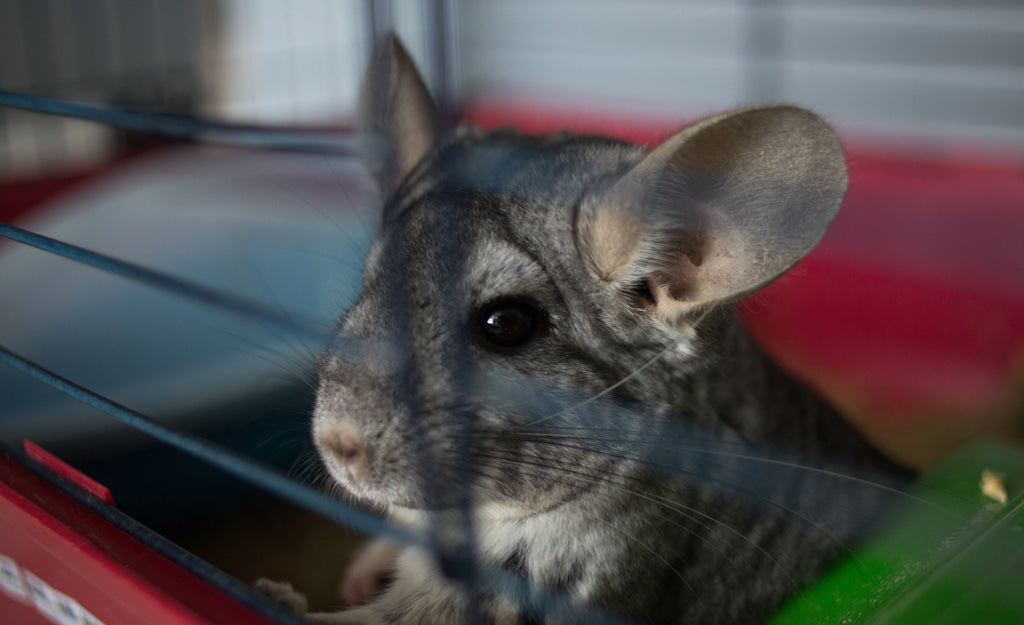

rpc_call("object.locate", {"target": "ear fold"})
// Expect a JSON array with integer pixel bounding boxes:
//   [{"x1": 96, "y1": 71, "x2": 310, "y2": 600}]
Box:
[
  {"x1": 575, "y1": 106, "x2": 848, "y2": 321},
  {"x1": 359, "y1": 34, "x2": 440, "y2": 195}
]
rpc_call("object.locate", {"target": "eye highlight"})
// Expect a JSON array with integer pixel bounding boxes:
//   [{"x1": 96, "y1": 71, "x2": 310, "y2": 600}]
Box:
[{"x1": 476, "y1": 300, "x2": 544, "y2": 350}]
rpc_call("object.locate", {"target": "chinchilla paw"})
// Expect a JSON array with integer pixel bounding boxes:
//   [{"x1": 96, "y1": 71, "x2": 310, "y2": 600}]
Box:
[{"x1": 255, "y1": 578, "x2": 309, "y2": 615}]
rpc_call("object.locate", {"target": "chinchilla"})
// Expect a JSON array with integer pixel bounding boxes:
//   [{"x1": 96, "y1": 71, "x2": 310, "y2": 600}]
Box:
[{"x1": 261, "y1": 35, "x2": 914, "y2": 625}]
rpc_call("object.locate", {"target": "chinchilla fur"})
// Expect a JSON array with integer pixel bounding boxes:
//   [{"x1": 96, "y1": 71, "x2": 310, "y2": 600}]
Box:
[{"x1": 263, "y1": 35, "x2": 914, "y2": 625}]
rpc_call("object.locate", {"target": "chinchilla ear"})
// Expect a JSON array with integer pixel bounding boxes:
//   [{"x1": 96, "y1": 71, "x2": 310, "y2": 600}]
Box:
[
  {"x1": 359, "y1": 33, "x2": 440, "y2": 195},
  {"x1": 575, "y1": 106, "x2": 847, "y2": 323}
]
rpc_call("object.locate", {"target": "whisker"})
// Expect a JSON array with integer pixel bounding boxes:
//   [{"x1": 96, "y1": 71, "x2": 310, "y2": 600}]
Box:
[
  {"x1": 524, "y1": 306, "x2": 716, "y2": 427},
  {"x1": 468, "y1": 459, "x2": 702, "y2": 597},
  {"x1": 464, "y1": 449, "x2": 805, "y2": 594},
  {"x1": 598, "y1": 517, "x2": 695, "y2": 594},
  {"x1": 471, "y1": 432, "x2": 872, "y2": 582},
  {"x1": 497, "y1": 425, "x2": 931, "y2": 511}
]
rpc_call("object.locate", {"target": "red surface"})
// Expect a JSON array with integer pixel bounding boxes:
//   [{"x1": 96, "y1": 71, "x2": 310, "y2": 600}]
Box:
[
  {"x1": 0, "y1": 144, "x2": 162, "y2": 224},
  {"x1": 464, "y1": 99, "x2": 1024, "y2": 418},
  {"x1": 0, "y1": 450, "x2": 282, "y2": 625},
  {"x1": 742, "y1": 257, "x2": 1024, "y2": 416},
  {"x1": 22, "y1": 440, "x2": 116, "y2": 506},
  {"x1": 0, "y1": 170, "x2": 99, "y2": 224}
]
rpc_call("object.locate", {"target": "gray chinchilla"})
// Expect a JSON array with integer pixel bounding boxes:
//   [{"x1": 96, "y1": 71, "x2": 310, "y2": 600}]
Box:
[{"x1": 262, "y1": 34, "x2": 913, "y2": 625}]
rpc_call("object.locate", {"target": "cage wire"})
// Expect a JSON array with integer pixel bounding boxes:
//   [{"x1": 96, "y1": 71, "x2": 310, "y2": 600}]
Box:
[
  {"x1": 0, "y1": 99, "x2": 648, "y2": 625},
  {"x1": 0, "y1": 204, "x2": 932, "y2": 624},
  {"x1": 360, "y1": 3, "x2": 488, "y2": 623},
  {"x1": 0, "y1": 3, "x2": 938, "y2": 624},
  {"x1": 0, "y1": 13, "x2": 636, "y2": 624},
  {"x1": 0, "y1": 91, "x2": 367, "y2": 156},
  {"x1": 0, "y1": 92, "x2": 926, "y2": 623},
  {"x1": 0, "y1": 186, "x2": 924, "y2": 625}
]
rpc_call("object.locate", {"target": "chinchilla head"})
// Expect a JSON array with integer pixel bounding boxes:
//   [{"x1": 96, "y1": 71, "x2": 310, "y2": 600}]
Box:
[{"x1": 312, "y1": 35, "x2": 848, "y2": 516}]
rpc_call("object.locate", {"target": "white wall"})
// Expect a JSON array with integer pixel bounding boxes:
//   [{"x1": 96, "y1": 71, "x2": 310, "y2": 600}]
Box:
[
  {"x1": 3, "y1": 0, "x2": 1021, "y2": 182},
  {"x1": 215, "y1": 0, "x2": 444, "y2": 125},
  {"x1": 458, "y1": 0, "x2": 1024, "y2": 146}
]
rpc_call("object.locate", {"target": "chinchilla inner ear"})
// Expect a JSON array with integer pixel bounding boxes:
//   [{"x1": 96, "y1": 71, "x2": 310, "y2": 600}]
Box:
[
  {"x1": 358, "y1": 33, "x2": 440, "y2": 196},
  {"x1": 575, "y1": 106, "x2": 848, "y2": 321}
]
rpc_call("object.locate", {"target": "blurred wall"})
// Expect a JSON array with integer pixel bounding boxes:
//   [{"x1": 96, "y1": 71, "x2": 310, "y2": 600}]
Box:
[
  {"x1": 213, "y1": 0, "x2": 451, "y2": 124},
  {"x1": 459, "y1": 1, "x2": 1024, "y2": 147},
  {"x1": 0, "y1": 0, "x2": 212, "y2": 180},
  {"x1": 2, "y1": 2, "x2": 1022, "y2": 180}
]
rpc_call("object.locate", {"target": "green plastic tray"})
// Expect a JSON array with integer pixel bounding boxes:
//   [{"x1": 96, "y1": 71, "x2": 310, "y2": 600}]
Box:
[{"x1": 771, "y1": 442, "x2": 1024, "y2": 624}]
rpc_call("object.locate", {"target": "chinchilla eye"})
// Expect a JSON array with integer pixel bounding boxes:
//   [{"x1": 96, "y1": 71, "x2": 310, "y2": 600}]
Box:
[{"x1": 477, "y1": 301, "x2": 543, "y2": 349}]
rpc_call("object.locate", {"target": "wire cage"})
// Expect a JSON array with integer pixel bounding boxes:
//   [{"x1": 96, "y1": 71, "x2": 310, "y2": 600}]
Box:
[{"x1": 2, "y1": 2, "x2": 1024, "y2": 625}]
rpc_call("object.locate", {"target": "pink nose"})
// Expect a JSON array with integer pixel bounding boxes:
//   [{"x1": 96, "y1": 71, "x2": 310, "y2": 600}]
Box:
[{"x1": 320, "y1": 426, "x2": 370, "y2": 471}]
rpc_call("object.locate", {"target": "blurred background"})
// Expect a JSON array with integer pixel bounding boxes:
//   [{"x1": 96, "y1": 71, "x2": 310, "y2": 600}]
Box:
[{"x1": 1, "y1": 0, "x2": 1023, "y2": 610}]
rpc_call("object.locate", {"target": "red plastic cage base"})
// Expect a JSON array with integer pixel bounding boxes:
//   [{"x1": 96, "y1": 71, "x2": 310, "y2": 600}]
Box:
[{"x1": 0, "y1": 441, "x2": 291, "y2": 625}]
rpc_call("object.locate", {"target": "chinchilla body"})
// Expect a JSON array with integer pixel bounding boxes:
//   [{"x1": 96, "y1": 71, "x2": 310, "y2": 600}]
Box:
[{"x1": 306, "y1": 36, "x2": 914, "y2": 625}]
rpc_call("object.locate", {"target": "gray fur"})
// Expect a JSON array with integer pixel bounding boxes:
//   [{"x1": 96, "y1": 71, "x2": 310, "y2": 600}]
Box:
[{"x1": 301, "y1": 36, "x2": 913, "y2": 625}]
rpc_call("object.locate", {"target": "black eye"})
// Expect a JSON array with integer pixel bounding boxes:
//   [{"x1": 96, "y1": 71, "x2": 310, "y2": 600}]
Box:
[{"x1": 477, "y1": 301, "x2": 543, "y2": 349}]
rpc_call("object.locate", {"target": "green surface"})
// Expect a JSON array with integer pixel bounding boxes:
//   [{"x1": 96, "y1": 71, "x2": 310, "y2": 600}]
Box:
[{"x1": 770, "y1": 443, "x2": 1024, "y2": 625}]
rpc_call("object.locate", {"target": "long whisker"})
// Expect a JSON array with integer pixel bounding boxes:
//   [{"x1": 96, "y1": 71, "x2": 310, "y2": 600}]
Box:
[
  {"x1": 471, "y1": 432, "x2": 873, "y2": 580},
  {"x1": 464, "y1": 448, "x2": 806, "y2": 594},
  {"x1": 472, "y1": 458, "x2": 700, "y2": 596},
  {"x1": 524, "y1": 306, "x2": 717, "y2": 427},
  {"x1": 463, "y1": 454, "x2": 736, "y2": 564},
  {"x1": 497, "y1": 423, "x2": 932, "y2": 512},
  {"x1": 598, "y1": 517, "x2": 695, "y2": 594}
]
